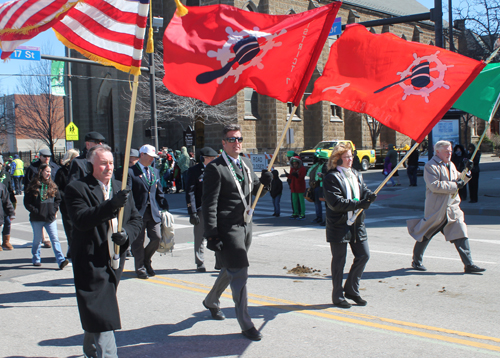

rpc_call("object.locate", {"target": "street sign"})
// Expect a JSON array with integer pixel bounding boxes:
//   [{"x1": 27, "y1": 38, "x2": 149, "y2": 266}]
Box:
[
  {"x1": 0, "y1": 46, "x2": 41, "y2": 61},
  {"x1": 65, "y1": 122, "x2": 79, "y2": 141},
  {"x1": 250, "y1": 154, "x2": 267, "y2": 171},
  {"x1": 329, "y1": 17, "x2": 342, "y2": 37}
]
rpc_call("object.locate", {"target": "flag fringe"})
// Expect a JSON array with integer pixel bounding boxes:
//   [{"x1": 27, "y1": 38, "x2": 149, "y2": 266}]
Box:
[
  {"x1": 53, "y1": 29, "x2": 141, "y2": 76},
  {"x1": 0, "y1": 0, "x2": 82, "y2": 36}
]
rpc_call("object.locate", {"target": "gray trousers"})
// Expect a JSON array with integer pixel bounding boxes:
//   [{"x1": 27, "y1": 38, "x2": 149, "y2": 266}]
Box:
[
  {"x1": 330, "y1": 240, "x2": 370, "y2": 304},
  {"x1": 131, "y1": 206, "x2": 161, "y2": 271},
  {"x1": 83, "y1": 330, "x2": 117, "y2": 358},
  {"x1": 412, "y1": 237, "x2": 473, "y2": 267},
  {"x1": 194, "y1": 209, "x2": 205, "y2": 267},
  {"x1": 204, "y1": 267, "x2": 253, "y2": 331}
]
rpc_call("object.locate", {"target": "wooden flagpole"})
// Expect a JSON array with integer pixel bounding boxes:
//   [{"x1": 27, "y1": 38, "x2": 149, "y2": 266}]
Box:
[
  {"x1": 347, "y1": 142, "x2": 420, "y2": 226},
  {"x1": 115, "y1": 74, "x2": 140, "y2": 256},
  {"x1": 250, "y1": 105, "x2": 298, "y2": 212},
  {"x1": 451, "y1": 91, "x2": 500, "y2": 199}
]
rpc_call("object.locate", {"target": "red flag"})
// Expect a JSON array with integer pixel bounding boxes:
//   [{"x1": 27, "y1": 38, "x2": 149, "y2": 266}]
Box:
[
  {"x1": 0, "y1": 0, "x2": 79, "y2": 60},
  {"x1": 306, "y1": 24, "x2": 485, "y2": 142},
  {"x1": 162, "y1": 3, "x2": 341, "y2": 106},
  {"x1": 52, "y1": 0, "x2": 149, "y2": 75}
]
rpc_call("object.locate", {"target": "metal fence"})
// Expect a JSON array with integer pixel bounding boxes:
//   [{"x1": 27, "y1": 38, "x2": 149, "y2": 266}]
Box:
[{"x1": 1, "y1": 149, "x2": 66, "y2": 167}]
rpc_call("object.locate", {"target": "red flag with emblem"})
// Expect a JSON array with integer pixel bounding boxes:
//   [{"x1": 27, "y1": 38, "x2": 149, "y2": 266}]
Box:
[
  {"x1": 162, "y1": 2, "x2": 341, "y2": 106},
  {"x1": 306, "y1": 24, "x2": 485, "y2": 142}
]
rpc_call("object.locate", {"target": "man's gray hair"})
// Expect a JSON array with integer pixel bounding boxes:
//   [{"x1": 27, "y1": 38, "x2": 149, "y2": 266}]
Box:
[
  {"x1": 434, "y1": 140, "x2": 452, "y2": 152},
  {"x1": 222, "y1": 124, "x2": 241, "y2": 136},
  {"x1": 87, "y1": 144, "x2": 113, "y2": 163}
]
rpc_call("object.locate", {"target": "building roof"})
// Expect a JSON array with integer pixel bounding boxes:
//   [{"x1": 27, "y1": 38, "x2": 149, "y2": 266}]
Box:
[{"x1": 343, "y1": 0, "x2": 430, "y2": 17}]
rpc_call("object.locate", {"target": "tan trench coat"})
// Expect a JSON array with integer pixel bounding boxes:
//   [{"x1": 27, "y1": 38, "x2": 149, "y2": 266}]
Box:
[{"x1": 407, "y1": 156, "x2": 470, "y2": 242}]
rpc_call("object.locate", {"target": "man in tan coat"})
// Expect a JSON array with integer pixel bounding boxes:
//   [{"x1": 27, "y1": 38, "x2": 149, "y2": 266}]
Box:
[{"x1": 407, "y1": 140, "x2": 485, "y2": 274}]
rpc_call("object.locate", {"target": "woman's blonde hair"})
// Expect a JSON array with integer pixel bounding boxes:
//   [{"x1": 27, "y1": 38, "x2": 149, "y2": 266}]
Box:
[{"x1": 327, "y1": 142, "x2": 353, "y2": 171}]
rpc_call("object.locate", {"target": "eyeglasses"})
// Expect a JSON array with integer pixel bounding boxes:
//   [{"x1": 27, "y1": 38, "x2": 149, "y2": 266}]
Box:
[
  {"x1": 40, "y1": 155, "x2": 50, "y2": 158},
  {"x1": 225, "y1": 137, "x2": 243, "y2": 143}
]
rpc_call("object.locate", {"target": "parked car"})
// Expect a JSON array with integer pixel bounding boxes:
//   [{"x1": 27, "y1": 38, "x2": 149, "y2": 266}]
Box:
[
  {"x1": 299, "y1": 140, "x2": 376, "y2": 171},
  {"x1": 416, "y1": 150, "x2": 429, "y2": 176}
]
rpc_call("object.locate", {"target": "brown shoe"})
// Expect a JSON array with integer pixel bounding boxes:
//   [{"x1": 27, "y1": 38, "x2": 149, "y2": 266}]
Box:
[
  {"x1": 2, "y1": 235, "x2": 13, "y2": 250},
  {"x1": 42, "y1": 241, "x2": 52, "y2": 248}
]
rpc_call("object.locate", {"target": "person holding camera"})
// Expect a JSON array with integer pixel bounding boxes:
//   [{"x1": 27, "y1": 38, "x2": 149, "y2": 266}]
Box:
[
  {"x1": 202, "y1": 124, "x2": 272, "y2": 341},
  {"x1": 323, "y1": 142, "x2": 376, "y2": 309},
  {"x1": 65, "y1": 144, "x2": 142, "y2": 357}
]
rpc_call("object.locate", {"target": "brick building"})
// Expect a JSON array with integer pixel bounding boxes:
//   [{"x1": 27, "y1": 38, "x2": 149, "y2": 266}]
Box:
[{"x1": 69, "y1": 0, "x2": 463, "y2": 162}]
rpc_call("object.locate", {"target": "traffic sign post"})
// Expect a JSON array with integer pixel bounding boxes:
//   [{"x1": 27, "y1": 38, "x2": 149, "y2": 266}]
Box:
[
  {"x1": 65, "y1": 122, "x2": 79, "y2": 141},
  {"x1": 0, "y1": 46, "x2": 41, "y2": 61}
]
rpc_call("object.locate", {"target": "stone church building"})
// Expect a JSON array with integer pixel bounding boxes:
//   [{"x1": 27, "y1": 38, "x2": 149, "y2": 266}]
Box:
[{"x1": 69, "y1": 0, "x2": 464, "y2": 163}]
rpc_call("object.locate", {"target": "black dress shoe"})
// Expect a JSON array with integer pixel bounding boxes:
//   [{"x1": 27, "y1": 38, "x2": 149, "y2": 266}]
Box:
[
  {"x1": 136, "y1": 268, "x2": 149, "y2": 279},
  {"x1": 464, "y1": 265, "x2": 486, "y2": 273},
  {"x1": 196, "y1": 266, "x2": 207, "y2": 273},
  {"x1": 333, "y1": 300, "x2": 351, "y2": 309},
  {"x1": 203, "y1": 300, "x2": 225, "y2": 320},
  {"x1": 145, "y1": 265, "x2": 156, "y2": 277},
  {"x1": 411, "y1": 262, "x2": 427, "y2": 271},
  {"x1": 242, "y1": 327, "x2": 262, "y2": 341},
  {"x1": 59, "y1": 259, "x2": 69, "y2": 270},
  {"x1": 345, "y1": 293, "x2": 367, "y2": 306}
]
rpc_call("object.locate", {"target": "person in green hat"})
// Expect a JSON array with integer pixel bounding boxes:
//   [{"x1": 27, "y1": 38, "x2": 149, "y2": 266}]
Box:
[{"x1": 307, "y1": 150, "x2": 329, "y2": 225}]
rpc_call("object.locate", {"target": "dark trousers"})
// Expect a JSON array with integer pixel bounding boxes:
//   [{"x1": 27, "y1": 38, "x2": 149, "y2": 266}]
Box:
[
  {"x1": 2, "y1": 215, "x2": 11, "y2": 235},
  {"x1": 407, "y1": 165, "x2": 418, "y2": 186},
  {"x1": 193, "y1": 209, "x2": 205, "y2": 267},
  {"x1": 468, "y1": 172, "x2": 479, "y2": 202},
  {"x1": 12, "y1": 176, "x2": 22, "y2": 194},
  {"x1": 131, "y1": 206, "x2": 161, "y2": 271},
  {"x1": 330, "y1": 240, "x2": 370, "y2": 304}
]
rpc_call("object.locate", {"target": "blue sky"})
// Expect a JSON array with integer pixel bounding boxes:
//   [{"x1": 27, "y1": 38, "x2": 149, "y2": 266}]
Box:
[{"x1": 0, "y1": 0, "x2": 447, "y2": 94}]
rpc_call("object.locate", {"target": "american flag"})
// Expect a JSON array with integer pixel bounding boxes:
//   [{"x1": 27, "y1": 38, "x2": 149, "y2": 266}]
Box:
[
  {"x1": 52, "y1": 0, "x2": 149, "y2": 75},
  {"x1": 0, "y1": 0, "x2": 79, "y2": 60}
]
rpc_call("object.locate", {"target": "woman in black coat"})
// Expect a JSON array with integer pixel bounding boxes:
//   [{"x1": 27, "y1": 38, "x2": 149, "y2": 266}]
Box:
[
  {"x1": 323, "y1": 142, "x2": 376, "y2": 309},
  {"x1": 451, "y1": 144, "x2": 467, "y2": 200},
  {"x1": 467, "y1": 143, "x2": 480, "y2": 203},
  {"x1": 24, "y1": 163, "x2": 68, "y2": 269}
]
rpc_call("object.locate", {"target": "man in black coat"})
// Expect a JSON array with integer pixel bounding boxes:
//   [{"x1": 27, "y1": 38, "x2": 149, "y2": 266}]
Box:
[
  {"x1": 68, "y1": 131, "x2": 105, "y2": 183},
  {"x1": 24, "y1": 148, "x2": 60, "y2": 189},
  {"x1": 65, "y1": 144, "x2": 142, "y2": 358},
  {"x1": 202, "y1": 124, "x2": 272, "y2": 341},
  {"x1": 185, "y1": 147, "x2": 218, "y2": 272},
  {"x1": 128, "y1": 144, "x2": 169, "y2": 279}
]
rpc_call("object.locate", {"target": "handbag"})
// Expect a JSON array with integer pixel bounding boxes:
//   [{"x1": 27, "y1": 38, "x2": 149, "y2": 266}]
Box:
[{"x1": 305, "y1": 187, "x2": 315, "y2": 202}]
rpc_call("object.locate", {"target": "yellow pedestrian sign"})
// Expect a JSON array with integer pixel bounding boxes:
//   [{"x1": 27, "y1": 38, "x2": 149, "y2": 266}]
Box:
[{"x1": 65, "y1": 122, "x2": 79, "y2": 141}]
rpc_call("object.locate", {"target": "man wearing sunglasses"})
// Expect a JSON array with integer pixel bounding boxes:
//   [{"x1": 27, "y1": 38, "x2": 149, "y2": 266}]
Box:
[{"x1": 202, "y1": 124, "x2": 273, "y2": 341}]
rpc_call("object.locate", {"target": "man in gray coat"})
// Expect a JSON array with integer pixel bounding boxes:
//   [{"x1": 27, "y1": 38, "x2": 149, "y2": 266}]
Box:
[
  {"x1": 407, "y1": 140, "x2": 485, "y2": 274},
  {"x1": 202, "y1": 124, "x2": 272, "y2": 341}
]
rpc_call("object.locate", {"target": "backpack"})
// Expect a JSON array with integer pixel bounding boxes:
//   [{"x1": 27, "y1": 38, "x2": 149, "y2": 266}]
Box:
[{"x1": 158, "y1": 210, "x2": 175, "y2": 254}]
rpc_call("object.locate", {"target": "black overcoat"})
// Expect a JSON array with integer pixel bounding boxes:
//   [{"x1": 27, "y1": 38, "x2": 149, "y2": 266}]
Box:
[
  {"x1": 185, "y1": 162, "x2": 204, "y2": 214},
  {"x1": 323, "y1": 168, "x2": 372, "y2": 244},
  {"x1": 65, "y1": 175, "x2": 142, "y2": 333},
  {"x1": 202, "y1": 156, "x2": 265, "y2": 268}
]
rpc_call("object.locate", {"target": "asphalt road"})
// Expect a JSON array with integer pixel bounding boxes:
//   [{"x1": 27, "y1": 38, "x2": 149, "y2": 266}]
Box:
[{"x1": 1, "y1": 162, "x2": 500, "y2": 357}]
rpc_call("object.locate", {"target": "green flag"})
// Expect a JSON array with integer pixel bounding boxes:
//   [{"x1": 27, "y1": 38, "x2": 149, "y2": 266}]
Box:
[
  {"x1": 453, "y1": 63, "x2": 500, "y2": 121},
  {"x1": 50, "y1": 61, "x2": 65, "y2": 96}
]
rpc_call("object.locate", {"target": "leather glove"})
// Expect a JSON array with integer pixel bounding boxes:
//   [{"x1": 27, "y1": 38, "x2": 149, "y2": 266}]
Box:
[
  {"x1": 111, "y1": 229, "x2": 128, "y2": 246},
  {"x1": 207, "y1": 236, "x2": 223, "y2": 251},
  {"x1": 291, "y1": 172, "x2": 299, "y2": 178},
  {"x1": 366, "y1": 192, "x2": 377, "y2": 202},
  {"x1": 110, "y1": 189, "x2": 130, "y2": 209},
  {"x1": 464, "y1": 159, "x2": 474, "y2": 171},
  {"x1": 189, "y1": 213, "x2": 200, "y2": 226},
  {"x1": 456, "y1": 179, "x2": 466, "y2": 190},
  {"x1": 260, "y1": 170, "x2": 273, "y2": 187},
  {"x1": 355, "y1": 198, "x2": 371, "y2": 210}
]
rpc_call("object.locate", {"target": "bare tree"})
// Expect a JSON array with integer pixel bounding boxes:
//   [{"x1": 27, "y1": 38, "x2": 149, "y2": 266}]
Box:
[
  {"x1": 454, "y1": 0, "x2": 500, "y2": 61},
  {"x1": 364, "y1": 114, "x2": 383, "y2": 149},
  {"x1": 127, "y1": 43, "x2": 236, "y2": 151},
  {"x1": 14, "y1": 60, "x2": 64, "y2": 156}
]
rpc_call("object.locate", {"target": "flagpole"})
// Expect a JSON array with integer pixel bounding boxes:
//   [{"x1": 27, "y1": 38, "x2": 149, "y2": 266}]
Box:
[
  {"x1": 347, "y1": 142, "x2": 420, "y2": 226},
  {"x1": 115, "y1": 74, "x2": 140, "y2": 257},
  {"x1": 250, "y1": 105, "x2": 299, "y2": 212},
  {"x1": 451, "y1": 91, "x2": 500, "y2": 199}
]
